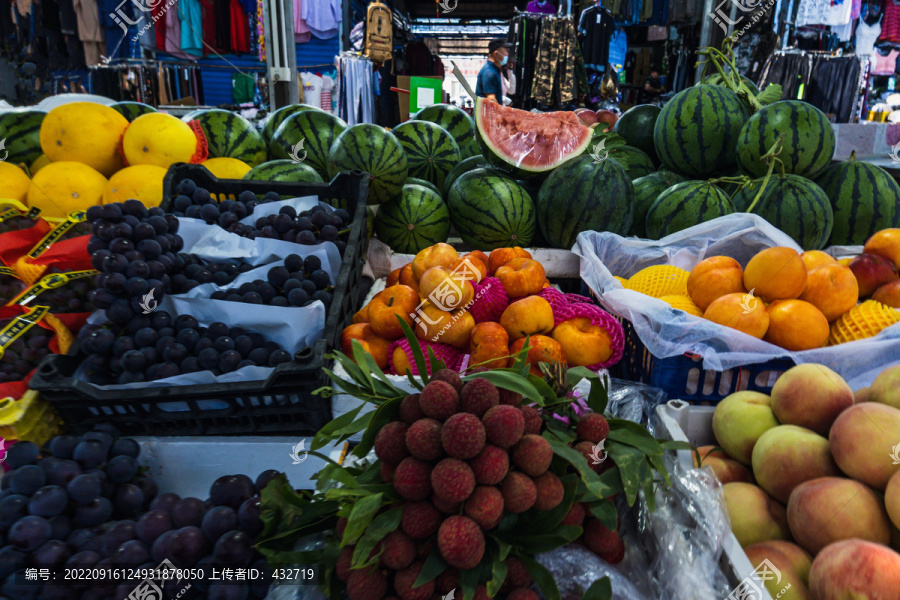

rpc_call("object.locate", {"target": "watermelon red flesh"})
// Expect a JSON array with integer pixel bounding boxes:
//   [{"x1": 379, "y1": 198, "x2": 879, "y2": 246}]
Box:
[{"x1": 475, "y1": 98, "x2": 592, "y2": 175}]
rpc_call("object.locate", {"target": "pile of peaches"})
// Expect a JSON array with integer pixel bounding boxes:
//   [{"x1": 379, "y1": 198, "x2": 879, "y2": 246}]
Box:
[{"x1": 341, "y1": 243, "x2": 618, "y2": 376}]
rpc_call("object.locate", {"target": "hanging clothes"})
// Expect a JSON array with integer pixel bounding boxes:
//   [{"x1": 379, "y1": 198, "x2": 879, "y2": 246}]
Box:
[
  {"x1": 338, "y1": 55, "x2": 374, "y2": 125},
  {"x1": 857, "y1": 19, "x2": 882, "y2": 55},
  {"x1": 526, "y1": 0, "x2": 555, "y2": 14},
  {"x1": 200, "y1": 0, "x2": 219, "y2": 52},
  {"x1": 303, "y1": 0, "x2": 341, "y2": 39},
  {"x1": 214, "y1": 0, "x2": 230, "y2": 50},
  {"x1": 229, "y1": 0, "x2": 249, "y2": 53},
  {"x1": 578, "y1": 4, "x2": 616, "y2": 70},
  {"x1": 882, "y1": 0, "x2": 900, "y2": 42},
  {"x1": 531, "y1": 18, "x2": 579, "y2": 106},
  {"x1": 232, "y1": 71, "x2": 255, "y2": 102},
  {"x1": 293, "y1": 0, "x2": 312, "y2": 42},
  {"x1": 301, "y1": 71, "x2": 323, "y2": 107},
  {"x1": 179, "y1": 0, "x2": 204, "y2": 57}
]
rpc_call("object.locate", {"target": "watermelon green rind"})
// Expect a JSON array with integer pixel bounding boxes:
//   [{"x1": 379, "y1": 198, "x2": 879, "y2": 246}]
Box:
[
  {"x1": 269, "y1": 110, "x2": 348, "y2": 179},
  {"x1": 536, "y1": 155, "x2": 634, "y2": 249},
  {"x1": 443, "y1": 155, "x2": 488, "y2": 197},
  {"x1": 374, "y1": 184, "x2": 451, "y2": 253},
  {"x1": 327, "y1": 124, "x2": 408, "y2": 205},
  {"x1": 814, "y1": 158, "x2": 900, "y2": 245},
  {"x1": 392, "y1": 120, "x2": 461, "y2": 190},
  {"x1": 653, "y1": 84, "x2": 749, "y2": 178},
  {"x1": 631, "y1": 171, "x2": 685, "y2": 237},
  {"x1": 607, "y1": 146, "x2": 655, "y2": 180},
  {"x1": 458, "y1": 136, "x2": 480, "y2": 160},
  {"x1": 736, "y1": 100, "x2": 835, "y2": 178},
  {"x1": 447, "y1": 168, "x2": 536, "y2": 250},
  {"x1": 613, "y1": 104, "x2": 661, "y2": 163},
  {"x1": 0, "y1": 109, "x2": 46, "y2": 166},
  {"x1": 645, "y1": 181, "x2": 736, "y2": 239},
  {"x1": 110, "y1": 102, "x2": 157, "y2": 122},
  {"x1": 406, "y1": 177, "x2": 441, "y2": 197},
  {"x1": 242, "y1": 159, "x2": 324, "y2": 183},
  {"x1": 414, "y1": 104, "x2": 476, "y2": 151},
  {"x1": 186, "y1": 108, "x2": 268, "y2": 167},
  {"x1": 262, "y1": 104, "x2": 323, "y2": 142}
]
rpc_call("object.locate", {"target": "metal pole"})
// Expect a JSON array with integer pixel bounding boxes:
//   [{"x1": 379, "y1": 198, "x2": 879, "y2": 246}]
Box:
[
  {"x1": 263, "y1": 0, "x2": 299, "y2": 110},
  {"x1": 696, "y1": 0, "x2": 718, "y2": 84}
]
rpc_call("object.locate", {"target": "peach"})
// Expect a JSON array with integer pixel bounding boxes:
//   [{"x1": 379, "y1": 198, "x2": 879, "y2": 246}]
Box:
[
  {"x1": 787, "y1": 477, "x2": 891, "y2": 554},
  {"x1": 467, "y1": 250, "x2": 490, "y2": 270},
  {"x1": 769, "y1": 363, "x2": 853, "y2": 436},
  {"x1": 412, "y1": 303, "x2": 474, "y2": 349},
  {"x1": 692, "y1": 445, "x2": 753, "y2": 484},
  {"x1": 399, "y1": 263, "x2": 420, "y2": 293},
  {"x1": 386, "y1": 266, "x2": 402, "y2": 287},
  {"x1": 722, "y1": 482, "x2": 790, "y2": 547},
  {"x1": 487, "y1": 246, "x2": 531, "y2": 275},
  {"x1": 800, "y1": 249, "x2": 838, "y2": 271},
  {"x1": 412, "y1": 302, "x2": 451, "y2": 341},
  {"x1": 419, "y1": 266, "x2": 474, "y2": 311},
  {"x1": 551, "y1": 318, "x2": 613, "y2": 367},
  {"x1": 499, "y1": 296, "x2": 554, "y2": 340},
  {"x1": 352, "y1": 302, "x2": 371, "y2": 324},
  {"x1": 368, "y1": 284, "x2": 420, "y2": 339},
  {"x1": 712, "y1": 391, "x2": 779, "y2": 465},
  {"x1": 509, "y1": 335, "x2": 566, "y2": 377},
  {"x1": 869, "y1": 365, "x2": 900, "y2": 409},
  {"x1": 469, "y1": 322, "x2": 510, "y2": 370},
  {"x1": 686, "y1": 255, "x2": 746, "y2": 311},
  {"x1": 848, "y1": 253, "x2": 898, "y2": 298},
  {"x1": 863, "y1": 227, "x2": 900, "y2": 269},
  {"x1": 494, "y1": 258, "x2": 546, "y2": 299},
  {"x1": 872, "y1": 279, "x2": 900, "y2": 308},
  {"x1": 886, "y1": 470, "x2": 900, "y2": 530},
  {"x1": 340, "y1": 323, "x2": 391, "y2": 370},
  {"x1": 798, "y1": 264, "x2": 859, "y2": 322},
  {"x1": 855, "y1": 386, "x2": 871, "y2": 403},
  {"x1": 829, "y1": 402, "x2": 900, "y2": 490},
  {"x1": 450, "y1": 255, "x2": 487, "y2": 284},
  {"x1": 441, "y1": 310, "x2": 475, "y2": 350},
  {"x1": 808, "y1": 539, "x2": 900, "y2": 600},
  {"x1": 751, "y1": 425, "x2": 840, "y2": 503},
  {"x1": 743, "y1": 541, "x2": 812, "y2": 600},
  {"x1": 411, "y1": 243, "x2": 459, "y2": 281}
]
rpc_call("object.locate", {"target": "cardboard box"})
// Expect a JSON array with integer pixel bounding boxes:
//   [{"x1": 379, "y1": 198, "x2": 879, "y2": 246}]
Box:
[{"x1": 397, "y1": 75, "x2": 445, "y2": 121}]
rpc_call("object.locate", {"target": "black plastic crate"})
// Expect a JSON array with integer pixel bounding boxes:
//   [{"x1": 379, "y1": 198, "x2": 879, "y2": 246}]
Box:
[{"x1": 29, "y1": 165, "x2": 370, "y2": 436}]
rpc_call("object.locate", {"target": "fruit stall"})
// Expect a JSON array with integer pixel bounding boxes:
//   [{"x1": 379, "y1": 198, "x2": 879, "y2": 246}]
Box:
[{"x1": 1, "y1": 37, "x2": 900, "y2": 600}]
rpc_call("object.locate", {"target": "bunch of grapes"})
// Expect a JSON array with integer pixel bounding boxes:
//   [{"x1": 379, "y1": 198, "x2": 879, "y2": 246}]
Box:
[
  {"x1": 85, "y1": 201, "x2": 185, "y2": 327},
  {"x1": 0, "y1": 274, "x2": 26, "y2": 306},
  {"x1": 211, "y1": 254, "x2": 333, "y2": 309},
  {"x1": 0, "y1": 213, "x2": 38, "y2": 234},
  {"x1": 0, "y1": 322, "x2": 52, "y2": 384},
  {"x1": 168, "y1": 179, "x2": 265, "y2": 236},
  {"x1": 250, "y1": 204, "x2": 351, "y2": 253},
  {"x1": 23, "y1": 268, "x2": 96, "y2": 316},
  {"x1": 77, "y1": 311, "x2": 294, "y2": 385},
  {"x1": 169, "y1": 255, "x2": 255, "y2": 294},
  {"x1": 55, "y1": 221, "x2": 93, "y2": 242}
]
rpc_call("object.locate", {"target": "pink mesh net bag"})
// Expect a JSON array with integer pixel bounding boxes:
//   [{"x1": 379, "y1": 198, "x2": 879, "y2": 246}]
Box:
[
  {"x1": 388, "y1": 338, "x2": 465, "y2": 375},
  {"x1": 470, "y1": 277, "x2": 509, "y2": 323},
  {"x1": 538, "y1": 288, "x2": 624, "y2": 370}
]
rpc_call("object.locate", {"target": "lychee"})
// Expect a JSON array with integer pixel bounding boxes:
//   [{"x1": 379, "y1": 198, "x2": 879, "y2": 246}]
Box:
[
  {"x1": 379, "y1": 530, "x2": 415, "y2": 570},
  {"x1": 435, "y1": 569, "x2": 458, "y2": 594},
  {"x1": 501, "y1": 472, "x2": 536, "y2": 513},
  {"x1": 583, "y1": 518, "x2": 621, "y2": 556},
  {"x1": 520, "y1": 405, "x2": 542, "y2": 435},
  {"x1": 560, "y1": 501, "x2": 585, "y2": 526},
  {"x1": 441, "y1": 413, "x2": 486, "y2": 459},
  {"x1": 464, "y1": 485, "x2": 504, "y2": 529},
  {"x1": 337, "y1": 516, "x2": 348, "y2": 538},
  {"x1": 431, "y1": 494, "x2": 460, "y2": 514},
  {"x1": 505, "y1": 556, "x2": 532, "y2": 588},
  {"x1": 393, "y1": 561, "x2": 434, "y2": 600},
  {"x1": 532, "y1": 471, "x2": 564, "y2": 511},
  {"x1": 336, "y1": 545, "x2": 354, "y2": 581},
  {"x1": 574, "y1": 441, "x2": 601, "y2": 471},
  {"x1": 415, "y1": 538, "x2": 433, "y2": 559},
  {"x1": 576, "y1": 412, "x2": 609, "y2": 444},
  {"x1": 346, "y1": 565, "x2": 388, "y2": 600},
  {"x1": 401, "y1": 501, "x2": 440, "y2": 539},
  {"x1": 511, "y1": 434, "x2": 553, "y2": 477},
  {"x1": 399, "y1": 393, "x2": 425, "y2": 424},
  {"x1": 430, "y1": 368, "x2": 462, "y2": 392},
  {"x1": 431, "y1": 458, "x2": 476, "y2": 503},
  {"x1": 437, "y1": 515, "x2": 485, "y2": 569},
  {"x1": 374, "y1": 421, "x2": 410, "y2": 465},
  {"x1": 459, "y1": 378, "x2": 499, "y2": 416},
  {"x1": 482, "y1": 405, "x2": 524, "y2": 448},
  {"x1": 506, "y1": 588, "x2": 540, "y2": 600},
  {"x1": 405, "y1": 418, "x2": 443, "y2": 461},
  {"x1": 418, "y1": 380, "x2": 459, "y2": 420},
  {"x1": 472, "y1": 585, "x2": 491, "y2": 600},
  {"x1": 393, "y1": 458, "x2": 433, "y2": 501},
  {"x1": 599, "y1": 532, "x2": 625, "y2": 564},
  {"x1": 469, "y1": 444, "x2": 509, "y2": 485},
  {"x1": 498, "y1": 388, "x2": 523, "y2": 405},
  {"x1": 379, "y1": 462, "x2": 394, "y2": 483}
]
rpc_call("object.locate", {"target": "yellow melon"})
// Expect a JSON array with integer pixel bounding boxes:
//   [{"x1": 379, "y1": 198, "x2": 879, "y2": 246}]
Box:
[
  {"x1": 122, "y1": 112, "x2": 199, "y2": 168},
  {"x1": 26, "y1": 161, "x2": 107, "y2": 220},
  {"x1": 39, "y1": 102, "x2": 128, "y2": 176},
  {"x1": 201, "y1": 157, "x2": 252, "y2": 179},
  {"x1": 0, "y1": 162, "x2": 31, "y2": 203},
  {"x1": 103, "y1": 165, "x2": 167, "y2": 206},
  {"x1": 29, "y1": 153, "x2": 51, "y2": 175}
]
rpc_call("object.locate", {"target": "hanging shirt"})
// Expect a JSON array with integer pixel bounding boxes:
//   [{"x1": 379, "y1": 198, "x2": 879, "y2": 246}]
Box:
[
  {"x1": 229, "y1": 0, "x2": 249, "y2": 52},
  {"x1": 301, "y1": 72, "x2": 323, "y2": 107},
  {"x1": 796, "y1": 0, "x2": 853, "y2": 26},
  {"x1": 293, "y1": 0, "x2": 312, "y2": 42},
  {"x1": 857, "y1": 19, "x2": 882, "y2": 55},
  {"x1": 179, "y1": 0, "x2": 204, "y2": 56},
  {"x1": 302, "y1": 0, "x2": 340, "y2": 39},
  {"x1": 321, "y1": 74, "x2": 334, "y2": 112},
  {"x1": 526, "y1": 0, "x2": 555, "y2": 14},
  {"x1": 872, "y1": 48, "x2": 899, "y2": 74},
  {"x1": 882, "y1": 0, "x2": 900, "y2": 42},
  {"x1": 199, "y1": 0, "x2": 218, "y2": 52},
  {"x1": 164, "y1": 8, "x2": 197, "y2": 60},
  {"x1": 579, "y1": 5, "x2": 616, "y2": 68},
  {"x1": 73, "y1": 0, "x2": 103, "y2": 42},
  {"x1": 232, "y1": 72, "x2": 255, "y2": 102}
]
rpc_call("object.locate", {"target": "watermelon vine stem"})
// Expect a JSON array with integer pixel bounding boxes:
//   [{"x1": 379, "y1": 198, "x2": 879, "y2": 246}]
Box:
[
  {"x1": 745, "y1": 136, "x2": 785, "y2": 213},
  {"x1": 697, "y1": 38, "x2": 764, "y2": 113}
]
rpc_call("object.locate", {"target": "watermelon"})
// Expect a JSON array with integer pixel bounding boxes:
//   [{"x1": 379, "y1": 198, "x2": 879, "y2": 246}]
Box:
[
  {"x1": 443, "y1": 155, "x2": 488, "y2": 197},
  {"x1": 731, "y1": 174, "x2": 833, "y2": 249},
  {"x1": 243, "y1": 159, "x2": 324, "y2": 183},
  {"x1": 110, "y1": 102, "x2": 157, "y2": 122},
  {"x1": 607, "y1": 146, "x2": 655, "y2": 180},
  {"x1": 406, "y1": 177, "x2": 441, "y2": 197},
  {"x1": 703, "y1": 73, "x2": 761, "y2": 95},
  {"x1": 814, "y1": 154, "x2": 900, "y2": 245},
  {"x1": 653, "y1": 84, "x2": 749, "y2": 178},
  {"x1": 613, "y1": 104, "x2": 661, "y2": 163},
  {"x1": 392, "y1": 120, "x2": 461, "y2": 190},
  {"x1": 536, "y1": 155, "x2": 634, "y2": 249},
  {"x1": 0, "y1": 109, "x2": 46, "y2": 166},
  {"x1": 269, "y1": 110, "x2": 348, "y2": 179},
  {"x1": 186, "y1": 109, "x2": 267, "y2": 167},
  {"x1": 374, "y1": 184, "x2": 450, "y2": 253},
  {"x1": 631, "y1": 171, "x2": 685, "y2": 237},
  {"x1": 327, "y1": 124, "x2": 408, "y2": 205},
  {"x1": 736, "y1": 100, "x2": 835, "y2": 178},
  {"x1": 474, "y1": 98, "x2": 592, "y2": 179},
  {"x1": 645, "y1": 181, "x2": 735, "y2": 239},
  {"x1": 262, "y1": 104, "x2": 322, "y2": 142},
  {"x1": 459, "y1": 136, "x2": 480, "y2": 160},
  {"x1": 414, "y1": 104, "x2": 476, "y2": 155},
  {"x1": 447, "y1": 168, "x2": 536, "y2": 249}
]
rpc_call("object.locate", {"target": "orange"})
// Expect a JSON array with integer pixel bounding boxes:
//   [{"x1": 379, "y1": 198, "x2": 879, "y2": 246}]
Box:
[
  {"x1": 800, "y1": 250, "x2": 838, "y2": 271},
  {"x1": 687, "y1": 256, "x2": 746, "y2": 311},
  {"x1": 863, "y1": 228, "x2": 900, "y2": 270},
  {"x1": 743, "y1": 247, "x2": 808, "y2": 302},
  {"x1": 799, "y1": 264, "x2": 859, "y2": 322},
  {"x1": 764, "y1": 299, "x2": 830, "y2": 351},
  {"x1": 703, "y1": 292, "x2": 770, "y2": 339}
]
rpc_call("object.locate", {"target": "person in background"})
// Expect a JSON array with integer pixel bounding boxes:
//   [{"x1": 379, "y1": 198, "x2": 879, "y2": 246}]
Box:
[
  {"x1": 476, "y1": 39, "x2": 511, "y2": 101},
  {"x1": 644, "y1": 67, "x2": 665, "y2": 99},
  {"x1": 526, "y1": 0, "x2": 556, "y2": 14},
  {"x1": 501, "y1": 56, "x2": 516, "y2": 106}
]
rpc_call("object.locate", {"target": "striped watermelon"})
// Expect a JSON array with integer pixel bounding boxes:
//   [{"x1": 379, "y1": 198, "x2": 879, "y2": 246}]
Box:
[
  {"x1": 645, "y1": 181, "x2": 735, "y2": 239},
  {"x1": 443, "y1": 155, "x2": 487, "y2": 197},
  {"x1": 733, "y1": 175, "x2": 833, "y2": 249},
  {"x1": 414, "y1": 104, "x2": 476, "y2": 155},
  {"x1": 613, "y1": 104, "x2": 661, "y2": 163},
  {"x1": 536, "y1": 155, "x2": 634, "y2": 249},
  {"x1": 262, "y1": 104, "x2": 323, "y2": 142},
  {"x1": 243, "y1": 159, "x2": 324, "y2": 183},
  {"x1": 653, "y1": 85, "x2": 749, "y2": 177},
  {"x1": 186, "y1": 109, "x2": 267, "y2": 167},
  {"x1": 447, "y1": 168, "x2": 535, "y2": 249},
  {"x1": 110, "y1": 102, "x2": 157, "y2": 121},
  {"x1": 392, "y1": 120, "x2": 461, "y2": 190},
  {"x1": 374, "y1": 184, "x2": 451, "y2": 253},
  {"x1": 607, "y1": 146, "x2": 655, "y2": 180},
  {"x1": 406, "y1": 177, "x2": 441, "y2": 197},
  {"x1": 814, "y1": 154, "x2": 900, "y2": 245},
  {"x1": 269, "y1": 110, "x2": 348, "y2": 179},
  {"x1": 631, "y1": 170, "x2": 685, "y2": 237},
  {"x1": 327, "y1": 124, "x2": 408, "y2": 205},
  {"x1": 459, "y1": 136, "x2": 480, "y2": 160},
  {"x1": 0, "y1": 109, "x2": 46, "y2": 166},
  {"x1": 736, "y1": 100, "x2": 835, "y2": 178},
  {"x1": 703, "y1": 73, "x2": 761, "y2": 95}
]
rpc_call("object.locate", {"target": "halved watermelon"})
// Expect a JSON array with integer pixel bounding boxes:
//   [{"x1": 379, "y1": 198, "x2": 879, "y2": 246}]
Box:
[{"x1": 475, "y1": 98, "x2": 593, "y2": 179}]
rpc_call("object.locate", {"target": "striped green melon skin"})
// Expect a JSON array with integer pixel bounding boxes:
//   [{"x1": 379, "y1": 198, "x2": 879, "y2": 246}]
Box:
[
  {"x1": 607, "y1": 146, "x2": 655, "y2": 180},
  {"x1": 443, "y1": 155, "x2": 487, "y2": 197},
  {"x1": 242, "y1": 159, "x2": 324, "y2": 183},
  {"x1": 613, "y1": 104, "x2": 661, "y2": 163},
  {"x1": 0, "y1": 109, "x2": 45, "y2": 166},
  {"x1": 459, "y1": 136, "x2": 480, "y2": 160},
  {"x1": 406, "y1": 177, "x2": 441, "y2": 197},
  {"x1": 110, "y1": 102, "x2": 157, "y2": 122},
  {"x1": 732, "y1": 175, "x2": 833, "y2": 249},
  {"x1": 186, "y1": 109, "x2": 267, "y2": 167},
  {"x1": 269, "y1": 110, "x2": 348, "y2": 179},
  {"x1": 392, "y1": 120, "x2": 461, "y2": 190},
  {"x1": 736, "y1": 100, "x2": 835, "y2": 178},
  {"x1": 262, "y1": 104, "x2": 323, "y2": 142},
  {"x1": 646, "y1": 181, "x2": 735, "y2": 239},
  {"x1": 374, "y1": 184, "x2": 450, "y2": 253},
  {"x1": 814, "y1": 159, "x2": 900, "y2": 245},
  {"x1": 327, "y1": 124, "x2": 408, "y2": 205},
  {"x1": 536, "y1": 155, "x2": 634, "y2": 249},
  {"x1": 447, "y1": 168, "x2": 535, "y2": 250},
  {"x1": 653, "y1": 84, "x2": 749, "y2": 177},
  {"x1": 414, "y1": 104, "x2": 475, "y2": 153},
  {"x1": 631, "y1": 170, "x2": 685, "y2": 237}
]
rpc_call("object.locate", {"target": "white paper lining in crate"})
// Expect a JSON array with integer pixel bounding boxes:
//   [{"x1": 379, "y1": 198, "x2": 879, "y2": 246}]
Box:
[{"x1": 575, "y1": 213, "x2": 900, "y2": 391}]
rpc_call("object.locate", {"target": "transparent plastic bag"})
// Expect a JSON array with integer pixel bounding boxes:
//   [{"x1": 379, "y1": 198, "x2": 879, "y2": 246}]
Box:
[{"x1": 536, "y1": 544, "x2": 651, "y2": 600}]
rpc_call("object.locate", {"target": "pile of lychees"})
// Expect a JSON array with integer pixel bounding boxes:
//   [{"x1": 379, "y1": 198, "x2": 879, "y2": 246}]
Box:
[{"x1": 334, "y1": 368, "x2": 621, "y2": 600}]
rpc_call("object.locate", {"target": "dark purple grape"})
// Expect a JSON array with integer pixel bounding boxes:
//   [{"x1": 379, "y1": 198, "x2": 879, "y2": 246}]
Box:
[
  {"x1": 254, "y1": 470, "x2": 279, "y2": 494},
  {"x1": 108, "y1": 238, "x2": 134, "y2": 254},
  {"x1": 320, "y1": 224, "x2": 338, "y2": 241},
  {"x1": 176, "y1": 328, "x2": 200, "y2": 350},
  {"x1": 72, "y1": 440, "x2": 107, "y2": 470},
  {"x1": 312, "y1": 290, "x2": 332, "y2": 308},
  {"x1": 200, "y1": 204, "x2": 219, "y2": 223},
  {"x1": 241, "y1": 292, "x2": 262, "y2": 304},
  {"x1": 149, "y1": 492, "x2": 181, "y2": 513},
  {"x1": 91, "y1": 249, "x2": 112, "y2": 270},
  {"x1": 150, "y1": 529, "x2": 175, "y2": 563},
  {"x1": 121, "y1": 350, "x2": 146, "y2": 373},
  {"x1": 27, "y1": 485, "x2": 68, "y2": 516},
  {"x1": 268, "y1": 350, "x2": 291, "y2": 367},
  {"x1": 67, "y1": 474, "x2": 101, "y2": 506},
  {"x1": 150, "y1": 310, "x2": 172, "y2": 329},
  {"x1": 301, "y1": 280, "x2": 316, "y2": 295},
  {"x1": 46, "y1": 460, "x2": 81, "y2": 487},
  {"x1": 287, "y1": 288, "x2": 308, "y2": 307},
  {"x1": 126, "y1": 315, "x2": 151, "y2": 334},
  {"x1": 5, "y1": 441, "x2": 38, "y2": 468},
  {"x1": 162, "y1": 343, "x2": 188, "y2": 364},
  {"x1": 95, "y1": 222, "x2": 116, "y2": 242},
  {"x1": 179, "y1": 179, "x2": 197, "y2": 194},
  {"x1": 171, "y1": 497, "x2": 205, "y2": 528},
  {"x1": 0, "y1": 495, "x2": 28, "y2": 528},
  {"x1": 218, "y1": 350, "x2": 241, "y2": 373},
  {"x1": 147, "y1": 260, "x2": 165, "y2": 280},
  {"x1": 311, "y1": 270, "x2": 331, "y2": 289},
  {"x1": 0, "y1": 546, "x2": 25, "y2": 580},
  {"x1": 75, "y1": 497, "x2": 113, "y2": 528},
  {"x1": 197, "y1": 348, "x2": 219, "y2": 371},
  {"x1": 136, "y1": 239, "x2": 161, "y2": 259},
  {"x1": 83, "y1": 431, "x2": 113, "y2": 451},
  {"x1": 102, "y1": 254, "x2": 128, "y2": 274},
  {"x1": 134, "y1": 479, "x2": 157, "y2": 506},
  {"x1": 67, "y1": 530, "x2": 102, "y2": 554},
  {"x1": 101, "y1": 520, "x2": 136, "y2": 558},
  {"x1": 107, "y1": 456, "x2": 138, "y2": 484},
  {"x1": 8, "y1": 515, "x2": 52, "y2": 550},
  {"x1": 207, "y1": 583, "x2": 250, "y2": 600},
  {"x1": 185, "y1": 205, "x2": 202, "y2": 219},
  {"x1": 124, "y1": 277, "x2": 149, "y2": 297},
  {"x1": 122, "y1": 200, "x2": 147, "y2": 218},
  {"x1": 147, "y1": 215, "x2": 168, "y2": 235},
  {"x1": 9, "y1": 464, "x2": 45, "y2": 495},
  {"x1": 113, "y1": 484, "x2": 144, "y2": 517},
  {"x1": 66, "y1": 549, "x2": 101, "y2": 568},
  {"x1": 236, "y1": 497, "x2": 262, "y2": 537},
  {"x1": 247, "y1": 347, "x2": 269, "y2": 365},
  {"x1": 33, "y1": 539, "x2": 71, "y2": 568},
  {"x1": 112, "y1": 539, "x2": 149, "y2": 566},
  {"x1": 169, "y1": 526, "x2": 209, "y2": 567},
  {"x1": 233, "y1": 335, "x2": 254, "y2": 357},
  {"x1": 271, "y1": 296, "x2": 289, "y2": 307},
  {"x1": 179, "y1": 357, "x2": 201, "y2": 373},
  {"x1": 209, "y1": 476, "x2": 254, "y2": 510},
  {"x1": 48, "y1": 514, "x2": 71, "y2": 541},
  {"x1": 154, "y1": 335, "x2": 176, "y2": 355},
  {"x1": 212, "y1": 530, "x2": 253, "y2": 564},
  {"x1": 109, "y1": 438, "x2": 139, "y2": 459},
  {"x1": 136, "y1": 509, "x2": 173, "y2": 545},
  {"x1": 107, "y1": 299, "x2": 135, "y2": 325},
  {"x1": 174, "y1": 314, "x2": 198, "y2": 331}
]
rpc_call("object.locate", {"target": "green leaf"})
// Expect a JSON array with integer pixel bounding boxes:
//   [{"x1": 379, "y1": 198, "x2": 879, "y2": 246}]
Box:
[
  {"x1": 586, "y1": 499, "x2": 618, "y2": 530},
  {"x1": 460, "y1": 369, "x2": 544, "y2": 404},
  {"x1": 583, "y1": 577, "x2": 612, "y2": 600},
  {"x1": 526, "y1": 373, "x2": 560, "y2": 406},
  {"x1": 311, "y1": 404, "x2": 365, "y2": 450},
  {"x1": 586, "y1": 375, "x2": 609, "y2": 415},
  {"x1": 487, "y1": 552, "x2": 508, "y2": 597},
  {"x1": 350, "y1": 340, "x2": 375, "y2": 389},
  {"x1": 605, "y1": 444, "x2": 651, "y2": 506},
  {"x1": 352, "y1": 397, "x2": 402, "y2": 459},
  {"x1": 459, "y1": 566, "x2": 480, "y2": 600},
  {"x1": 548, "y1": 438, "x2": 619, "y2": 500},
  {"x1": 344, "y1": 493, "x2": 383, "y2": 549},
  {"x1": 414, "y1": 544, "x2": 449, "y2": 588},
  {"x1": 756, "y1": 83, "x2": 783, "y2": 105},
  {"x1": 398, "y1": 316, "x2": 430, "y2": 383},
  {"x1": 353, "y1": 507, "x2": 402, "y2": 570},
  {"x1": 607, "y1": 420, "x2": 665, "y2": 456},
  {"x1": 518, "y1": 555, "x2": 561, "y2": 600},
  {"x1": 508, "y1": 526, "x2": 582, "y2": 553}
]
